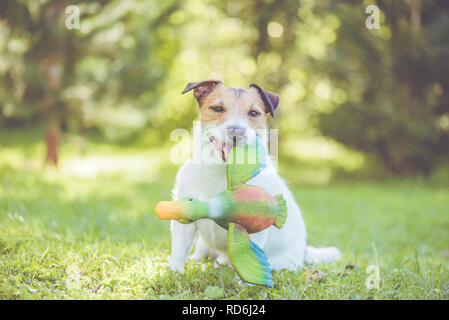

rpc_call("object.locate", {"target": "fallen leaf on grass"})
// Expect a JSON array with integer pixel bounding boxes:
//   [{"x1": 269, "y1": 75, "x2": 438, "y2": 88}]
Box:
[
  {"x1": 345, "y1": 264, "x2": 355, "y2": 270},
  {"x1": 339, "y1": 264, "x2": 355, "y2": 277},
  {"x1": 204, "y1": 285, "x2": 224, "y2": 299},
  {"x1": 306, "y1": 270, "x2": 329, "y2": 282},
  {"x1": 90, "y1": 283, "x2": 103, "y2": 293}
]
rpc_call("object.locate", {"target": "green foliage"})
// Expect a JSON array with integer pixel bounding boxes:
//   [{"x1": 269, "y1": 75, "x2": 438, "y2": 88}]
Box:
[
  {"x1": 0, "y1": 0, "x2": 183, "y2": 141},
  {"x1": 1, "y1": 0, "x2": 448, "y2": 173},
  {"x1": 317, "y1": 0, "x2": 449, "y2": 174}
]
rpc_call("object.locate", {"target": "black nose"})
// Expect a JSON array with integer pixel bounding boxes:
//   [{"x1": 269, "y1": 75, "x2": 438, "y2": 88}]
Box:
[
  {"x1": 226, "y1": 125, "x2": 246, "y2": 138},
  {"x1": 226, "y1": 125, "x2": 246, "y2": 145}
]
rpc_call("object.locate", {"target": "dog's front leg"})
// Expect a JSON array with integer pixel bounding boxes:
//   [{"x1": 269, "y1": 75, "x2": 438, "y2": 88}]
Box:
[{"x1": 168, "y1": 220, "x2": 197, "y2": 273}]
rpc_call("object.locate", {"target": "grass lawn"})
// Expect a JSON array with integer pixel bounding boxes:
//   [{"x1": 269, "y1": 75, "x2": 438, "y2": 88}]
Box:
[{"x1": 0, "y1": 129, "x2": 448, "y2": 299}]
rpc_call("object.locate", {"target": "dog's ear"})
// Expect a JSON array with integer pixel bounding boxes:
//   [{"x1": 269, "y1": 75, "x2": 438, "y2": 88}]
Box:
[
  {"x1": 250, "y1": 84, "x2": 280, "y2": 117},
  {"x1": 181, "y1": 80, "x2": 222, "y2": 105}
]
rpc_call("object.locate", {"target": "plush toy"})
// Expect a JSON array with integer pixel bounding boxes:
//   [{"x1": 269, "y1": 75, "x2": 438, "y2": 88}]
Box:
[{"x1": 155, "y1": 138, "x2": 287, "y2": 287}]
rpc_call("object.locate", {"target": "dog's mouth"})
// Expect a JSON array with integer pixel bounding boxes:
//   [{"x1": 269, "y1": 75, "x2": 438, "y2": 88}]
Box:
[{"x1": 209, "y1": 136, "x2": 234, "y2": 162}]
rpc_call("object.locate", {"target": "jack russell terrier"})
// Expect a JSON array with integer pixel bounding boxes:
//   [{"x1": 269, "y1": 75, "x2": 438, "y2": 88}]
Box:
[{"x1": 168, "y1": 80, "x2": 340, "y2": 274}]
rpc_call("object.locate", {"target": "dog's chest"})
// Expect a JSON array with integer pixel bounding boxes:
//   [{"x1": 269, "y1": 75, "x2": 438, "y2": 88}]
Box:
[
  {"x1": 186, "y1": 164, "x2": 227, "y2": 200},
  {"x1": 184, "y1": 164, "x2": 230, "y2": 252}
]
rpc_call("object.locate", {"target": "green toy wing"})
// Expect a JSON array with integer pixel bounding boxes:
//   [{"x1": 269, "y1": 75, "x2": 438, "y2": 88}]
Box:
[
  {"x1": 228, "y1": 223, "x2": 273, "y2": 287},
  {"x1": 226, "y1": 136, "x2": 267, "y2": 190},
  {"x1": 274, "y1": 194, "x2": 287, "y2": 229}
]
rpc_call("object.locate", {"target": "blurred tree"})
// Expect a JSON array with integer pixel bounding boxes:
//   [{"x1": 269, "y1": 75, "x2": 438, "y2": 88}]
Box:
[
  {"x1": 316, "y1": 0, "x2": 449, "y2": 174},
  {"x1": 142, "y1": 0, "x2": 449, "y2": 175},
  {"x1": 0, "y1": 0, "x2": 182, "y2": 164},
  {"x1": 214, "y1": 0, "x2": 302, "y2": 88},
  {"x1": 1, "y1": 0, "x2": 448, "y2": 175}
]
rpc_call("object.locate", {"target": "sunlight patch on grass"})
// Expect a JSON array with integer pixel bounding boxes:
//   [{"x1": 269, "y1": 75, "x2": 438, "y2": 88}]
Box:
[
  {"x1": 283, "y1": 136, "x2": 365, "y2": 170},
  {"x1": 0, "y1": 148, "x2": 41, "y2": 171},
  {"x1": 60, "y1": 154, "x2": 162, "y2": 180}
]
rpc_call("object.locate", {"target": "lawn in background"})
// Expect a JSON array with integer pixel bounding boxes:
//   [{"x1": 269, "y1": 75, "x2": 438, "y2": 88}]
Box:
[{"x1": 0, "y1": 128, "x2": 448, "y2": 299}]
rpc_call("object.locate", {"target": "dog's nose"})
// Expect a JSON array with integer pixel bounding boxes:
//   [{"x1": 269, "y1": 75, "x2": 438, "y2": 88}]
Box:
[
  {"x1": 226, "y1": 125, "x2": 247, "y2": 146},
  {"x1": 226, "y1": 125, "x2": 246, "y2": 138}
]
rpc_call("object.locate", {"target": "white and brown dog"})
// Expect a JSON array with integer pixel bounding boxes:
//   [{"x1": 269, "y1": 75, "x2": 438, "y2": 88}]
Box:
[{"x1": 169, "y1": 80, "x2": 339, "y2": 274}]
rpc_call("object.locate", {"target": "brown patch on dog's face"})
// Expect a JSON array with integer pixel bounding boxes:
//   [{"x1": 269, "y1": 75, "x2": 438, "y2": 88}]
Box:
[
  {"x1": 199, "y1": 85, "x2": 268, "y2": 131},
  {"x1": 182, "y1": 81, "x2": 279, "y2": 161}
]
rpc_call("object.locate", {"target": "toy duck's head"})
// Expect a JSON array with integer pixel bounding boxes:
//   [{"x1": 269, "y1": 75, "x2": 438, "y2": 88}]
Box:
[{"x1": 155, "y1": 197, "x2": 208, "y2": 223}]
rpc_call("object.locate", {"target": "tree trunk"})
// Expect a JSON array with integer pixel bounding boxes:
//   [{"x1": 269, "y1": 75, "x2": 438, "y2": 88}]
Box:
[{"x1": 45, "y1": 120, "x2": 60, "y2": 166}]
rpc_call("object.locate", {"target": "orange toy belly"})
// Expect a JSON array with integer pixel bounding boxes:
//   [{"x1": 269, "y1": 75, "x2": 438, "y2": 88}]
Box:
[
  {"x1": 233, "y1": 185, "x2": 277, "y2": 203},
  {"x1": 231, "y1": 185, "x2": 278, "y2": 233},
  {"x1": 234, "y1": 215, "x2": 275, "y2": 233}
]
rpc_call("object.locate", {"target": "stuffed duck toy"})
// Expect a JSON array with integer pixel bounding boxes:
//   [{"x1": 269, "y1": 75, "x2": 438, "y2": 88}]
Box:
[{"x1": 155, "y1": 137, "x2": 287, "y2": 287}]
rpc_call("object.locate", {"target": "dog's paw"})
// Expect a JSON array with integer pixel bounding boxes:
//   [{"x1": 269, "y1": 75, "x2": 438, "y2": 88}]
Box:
[
  {"x1": 214, "y1": 254, "x2": 231, "y2": 268},
  {"x1": 189, "y1": 252, "x2": 204, "y2": 262},
  {"x1": 168, "y1": 261, "x2": 185, "y2": 274}
]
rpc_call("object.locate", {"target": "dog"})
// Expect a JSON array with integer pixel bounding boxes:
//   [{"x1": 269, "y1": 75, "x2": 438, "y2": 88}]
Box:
[{"x1": 168, "y1": 80, "x2": 340, "y2": 274}]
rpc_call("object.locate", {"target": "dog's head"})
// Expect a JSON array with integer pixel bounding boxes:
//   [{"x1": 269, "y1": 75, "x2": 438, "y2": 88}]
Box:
[{"x1": 182, "y1": 80, "x2": 279, "y2": 162}]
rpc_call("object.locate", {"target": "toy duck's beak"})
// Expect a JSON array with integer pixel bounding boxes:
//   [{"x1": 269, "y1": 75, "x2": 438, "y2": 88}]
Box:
[{"x1": 155, "y1": 201, "x2": 186, "y2": 221}]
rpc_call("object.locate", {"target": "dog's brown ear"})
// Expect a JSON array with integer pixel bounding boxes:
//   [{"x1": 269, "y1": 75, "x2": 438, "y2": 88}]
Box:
[
  {"x1": 250, "y1": 84, "x2": 280, "y2": 117},
  {"x1": 181, "y1": 80, "x2": 222, "y2": 105}
]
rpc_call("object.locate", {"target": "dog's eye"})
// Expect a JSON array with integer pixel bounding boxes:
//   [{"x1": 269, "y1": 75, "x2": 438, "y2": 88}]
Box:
[
  {"x1": 210, "y1": 106, "x2": 224, "y2": 113},
  {"x1": 248, "y1": 110, "x2": 261, "y2": 117}
]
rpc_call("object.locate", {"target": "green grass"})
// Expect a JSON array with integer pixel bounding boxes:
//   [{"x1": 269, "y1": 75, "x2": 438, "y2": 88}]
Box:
[{"x1": 0, "y1": 129, "x2": 448, "y2": 299}]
